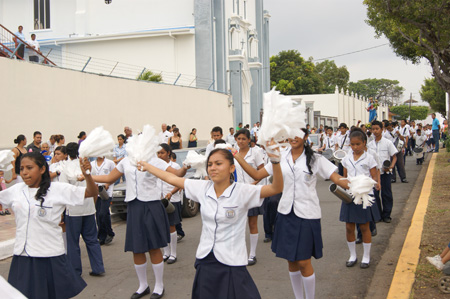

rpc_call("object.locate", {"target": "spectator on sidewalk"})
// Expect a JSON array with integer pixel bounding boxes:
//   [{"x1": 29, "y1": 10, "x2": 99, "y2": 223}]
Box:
[
  {"x1": 27, "y1": 33, "x2": 40, "y2": 62},
  {"x1": 124, "y1": 126, "x2": 133, "y2": 141},
  {"x1": 12, "y1": 135, "x2": 28, "y2": 182},
  {"x1": 13, "y1": 25, "x2": 25, "y2": 59},
  {"x1": 47, "y1": 135, "x2": 57, "y2": 154},
  {"x1": 188, "y1": 128, "x2": 198, "y2": 148},
  {"x1": 159, "y1": 123, "x2": 173, "y2": 144},
  {"x1": 426, "y1": 243, "x2": 450, "y2": 271},
  {"x1": 169, "y1": 128, "x2": 182, "y2": 150},
  {"x1": 26, "y1": 131, "x2": 42, "y2": 153},
  {"x1": 431, "y1": 113, "x2": 440, "y2": 152},
  {"x1": 77, "y1": 131, "x2": 86, "y2": 145},
  {"x1": 226, "y1": 127, "x2": 236, "y2": 146}
]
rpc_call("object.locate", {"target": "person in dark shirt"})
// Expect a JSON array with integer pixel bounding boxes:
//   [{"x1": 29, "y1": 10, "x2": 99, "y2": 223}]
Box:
[{"x1": 26, "y1": 131, "x2": 42, "y2": 153}]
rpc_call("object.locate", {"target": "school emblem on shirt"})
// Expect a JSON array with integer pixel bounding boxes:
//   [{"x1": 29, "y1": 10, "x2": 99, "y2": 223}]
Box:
[
  {"x1": 225, "y1": 209, "x2": 236, "y2": 218},
  {"x1": 38, "y1": 208, "x2": 47, "y2": 217}
]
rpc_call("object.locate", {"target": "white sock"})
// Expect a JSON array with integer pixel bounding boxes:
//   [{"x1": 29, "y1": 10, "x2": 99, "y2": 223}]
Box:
[
  {"x1": 249, "y1": 233, "x2": 258, "y2": 258},
  {"x1": 134, "y1": 263, "x2": 148, "y2": 294},
  {"x1": 362, "y1": 242, "x2": 371, "y2": 264},
  {"x1": 152, "y1": 262, "x2": 164, "y2": 295},
  {"x1": 163, "y1": 246, "x2": 170, "y2": 257},
  {"x1": 302, "y1": 273, "x2": 315, "y2": 299},
  {"x1": 289, "y1": 271, "x2": 304, "y2": 299},
  {"x1": 170, "y1": 232, "x2": 177, "y2": 258},
  {"x1": 347, "y1": 241, "x2": 357, "y2": 262},
  {"x1": 62, "y1": 232, "x2": 67, "y2": 254}
]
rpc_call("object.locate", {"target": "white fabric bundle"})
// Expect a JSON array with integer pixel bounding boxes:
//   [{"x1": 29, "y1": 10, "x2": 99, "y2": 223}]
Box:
[
  {"x1": 79, "y1": 126, "x2": 115, "y2": 158},
  {"x1": 214, "y1": 143, "x2": 232, "y2": 150},
  {"x1": 183, "y1": 151, "x2": 207, "y2": 178},
  {"x1": 346, "y1": 175, "x2": 377, "y2": 209},
  {"x1": 126, "y1": 125, "x2": 160, "y2": 166},
  {"x1": 0, "y1": 150, "x2": 15, "y2": 172},
  {"x1": 54, "y1": 160, "x2": 66, "y2": 173},
  {"x1": 257, "y1": 88, "x2": 306, "y2": 151},
  {"x1": 64, "y1": 159, "x2": 83, "y2": 182}
]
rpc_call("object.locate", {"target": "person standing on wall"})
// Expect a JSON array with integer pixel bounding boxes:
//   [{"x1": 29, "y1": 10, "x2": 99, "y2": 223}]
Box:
[
  {"x1": 27, "y1": 34, "x2": 40, "y2": 62},
  {"x1": 13, "y1": 25, "x2": 25, "y2": 59}
]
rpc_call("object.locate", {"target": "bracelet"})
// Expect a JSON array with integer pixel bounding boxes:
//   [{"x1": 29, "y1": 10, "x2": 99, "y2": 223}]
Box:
[
  {"x1": 232, "y1": 151, "x2": 237, "y2": 156},
  {"x1": 271, "y1": 161, "x2": 280, "y2": 164}
]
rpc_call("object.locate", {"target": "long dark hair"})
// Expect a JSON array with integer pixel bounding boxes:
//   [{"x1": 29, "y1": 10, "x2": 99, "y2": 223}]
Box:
[
  {"x1": 159, "y1": 143, "x2": 173, "y2": 159},
  {"x1": 302, "y1": 128, "x2": 316, "y2": 174},
  {"x1": 22, "y1": 152, "x2": 51, "y2": 207},
  {"x1": 207, "y1": 148, "x2": 235, "y2": 183}
]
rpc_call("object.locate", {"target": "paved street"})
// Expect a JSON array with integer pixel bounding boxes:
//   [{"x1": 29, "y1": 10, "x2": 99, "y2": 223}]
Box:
[{"x1": 0, "y1": 153, "x2": 426, "y2": 298}]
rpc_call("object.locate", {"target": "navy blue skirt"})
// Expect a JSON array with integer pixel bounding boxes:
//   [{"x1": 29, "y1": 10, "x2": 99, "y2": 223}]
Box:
[
  {"x1": 192, "y1": 252, "x2": 261, "y2": 299},
  {"x1": 339, "y1": 195, "x2": 381, "y2": 224},
  {"x1": 125, "y1": 199, "x2": 170, "y2": 253},
  {"x1": 8, "y1": 254, "x2": 86, "y2": 299},
  {"x1": 248, "y1": 204, "x2": 264, "y2": 217},
  {"x1": 271, "y1": 210, "x2": 323, "y2": 261},
  {"x1": 168, "y1": 201, "x2": 182, "y2": 226}
]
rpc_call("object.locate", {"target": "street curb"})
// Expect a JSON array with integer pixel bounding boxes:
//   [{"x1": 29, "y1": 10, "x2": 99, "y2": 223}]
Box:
[
  {"x1": 0, "y1": 239, "x2": 14, "y2": 261},
  {"x1": 386, "y1": 153, "x2": 437, "y2": 298}
]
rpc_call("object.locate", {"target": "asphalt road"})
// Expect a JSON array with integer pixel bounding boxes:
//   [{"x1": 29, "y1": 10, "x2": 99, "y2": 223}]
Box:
[{"x1": 0, "y1": 153, "x2": 425, "y2": 299}]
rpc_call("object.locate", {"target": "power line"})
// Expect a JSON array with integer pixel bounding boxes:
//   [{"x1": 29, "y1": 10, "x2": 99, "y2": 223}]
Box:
[{"x1": 312, "y1": 43, "x2": 389, "y2": 62}]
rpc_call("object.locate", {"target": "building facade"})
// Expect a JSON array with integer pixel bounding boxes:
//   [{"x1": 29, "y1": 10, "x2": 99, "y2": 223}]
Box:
[{"x1": 0, "y1": 0, "x2": 270, "y2": 126}]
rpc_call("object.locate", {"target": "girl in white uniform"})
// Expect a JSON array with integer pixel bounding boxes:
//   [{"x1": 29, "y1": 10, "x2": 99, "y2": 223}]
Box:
[
  {"x1": 138, "y1": 148, "x2": 283, "y2": 299},
  {"x1": 157, "y1": 144, "x2": 182, "y2": 265},
  {"x1": 93, "y1": 154, "x2": 188, "y2": 299},
  {"x1": 49, "y1": 146, "x2": 68, "y2": 182},
  {"x1": 233, "y1": 129, "x2": 349, "y2": 299},
  {"x1": 234, "y1": 129, "x2": 265, "y2": 265},
  {"x1": 340, "y1": 129, "x2": 380, "y2": 269},
  {"x1": 0, "y1": 152, "x2": 98, "y2": 299}
]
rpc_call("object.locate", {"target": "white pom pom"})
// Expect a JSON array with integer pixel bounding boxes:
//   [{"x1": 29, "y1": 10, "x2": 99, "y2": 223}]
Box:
[
  {"x1": 183, "y1": 151, "x2": 207, "y2": 178},
  {"x1": 258, "y1": 88, "x2": 306, "y2": 148},
  {"x1": 0, "y1": 150, "x2": 15, "y2": 172},
  {"x1": 347, "y1": 175, "x2": 377, "y2": 209},
  {"x1": 79, "y1": 126, "x2": 116, "y2": 158},
  {"x1": 126, "y1": 125, "x2": 160, "y2": 166},
  {"x1": 214, "y1": 143, "x2": 232, "y2": 150}
]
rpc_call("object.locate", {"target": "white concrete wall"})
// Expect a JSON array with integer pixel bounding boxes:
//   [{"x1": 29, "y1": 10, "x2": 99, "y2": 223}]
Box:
[{"x1": 0, "y1": 58, "x2": 233, "y2": 149}]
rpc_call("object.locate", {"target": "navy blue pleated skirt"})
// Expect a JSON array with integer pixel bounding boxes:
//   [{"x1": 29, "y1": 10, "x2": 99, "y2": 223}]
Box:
[
  {"x1": 339, "y1": 195, "x2": 381, "y2": 224},
  {"x1": 168, "y1": 202, "x2": 182, "y2": 226},
  {"x1": 8, "y1": 254, "x2": 86, "y2": 299},
  {"x1": 192, "y1": 252, "x2": 261, "y2": 299},
  {"x1": 247, "y1": 204, "x2": 264, "y2": 217},
  {"x1": 125, "y1": 199, "x2": 170, "y2": 253},
  {"x1": 271, "y1": 210, "x2": 323, "y2": 261}
]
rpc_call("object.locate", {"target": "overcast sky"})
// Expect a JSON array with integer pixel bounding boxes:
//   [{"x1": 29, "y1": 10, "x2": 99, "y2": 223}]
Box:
[{"x1": 264, "y1": 0, "x2": 432, "y2": 102}]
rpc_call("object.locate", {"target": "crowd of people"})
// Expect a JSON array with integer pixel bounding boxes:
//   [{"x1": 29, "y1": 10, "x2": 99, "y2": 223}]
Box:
[{"x1": 0, "y1": 115, "x2": 447, "y2": 299}]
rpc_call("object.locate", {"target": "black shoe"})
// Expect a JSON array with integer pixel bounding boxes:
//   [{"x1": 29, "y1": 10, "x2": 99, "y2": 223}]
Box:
[
  {"x1": 248, "y1": 256, "x2": 257, "y2": 266},
  {"x1": 263, "y1": 237, "x2": 272, "y2": 243},
  {"x1": 177, "y1": 235, "x2": 184, "y2": 243},
  {"x1": 401, "y1": 179, "x2": 409, "y2": 183},
  {"x1": 360, "y1": 262, "x2": 370, "y2": 269},
  {"x1": 167, "y1": 256, "x2": 177, "y2": 264},
  {"x1": 131, "y1": 286, "x2": 150, "y2": 299},
  {"x1": 371, "y1": 229, "x2": 377, "y2": 237},
  {"x1": 355, "y1": 238, "x2": 362, "y2": 244},
  {"x1": 105, "y1": 235, "x2": 114, "y2": 245},
  {"x1": 383, "y1": 217, "x2": 392, "y2": 223},
  {"x1": 391, "y1": 179, "x2": 396, "y2": 183},
  {"x1": 163, "y1": 255, "x2": 169, "y2": 262},
  {"x1": 346, "y1": 259, "x2": 358, "y2": 267},
  {"x1": 4, "y1": 209, "x2": 10, "y2": 215},
  {"x1": 0, "y1": 211, "x2": 4, "y2": 216},
  {"x1": 89, "y1": 271, "x2": 105, "y2": 277},
  {"x1": 150, "y1": 289, "x2": 164, "y2": 299}
]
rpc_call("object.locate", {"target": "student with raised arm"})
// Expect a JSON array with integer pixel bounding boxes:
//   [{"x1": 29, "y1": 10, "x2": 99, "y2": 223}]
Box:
[
  {"x1": 138, "y1": 147, "x2": 283, "y2": 299},
  {"x1": 232, "y1": 129, "x2": 349, "y2": 299}
]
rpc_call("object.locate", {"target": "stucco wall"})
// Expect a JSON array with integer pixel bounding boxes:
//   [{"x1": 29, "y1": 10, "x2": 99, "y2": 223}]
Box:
[{"x1": 0, "y1": 58, "x2": 233, "y2": 149}]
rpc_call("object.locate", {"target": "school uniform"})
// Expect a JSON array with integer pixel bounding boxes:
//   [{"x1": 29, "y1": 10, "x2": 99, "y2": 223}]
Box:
[
  {"x1": 414, "y1": 134, "x2": 427, "y2": 163},
  {"x1": 335, "y1": 131, "x2": 350, "y2": 175},
  {"x1": 384, "y1": 130, "x2": 406, "y2": 182},
  {"x1": 0, "y1": 182, "x2": 88, "y2": 299},
  {"x1": 234, "y1": 147, "x2": 265, "y2": 216},
  {"x1": 158, "y1": 161, "x2": 182, "y2": 226},
  {"x1": 59, "y1": 159, "x2": 105, "y2": 276},
  {"x1": 368, "y1": 138, "x2": 397, "y2": 220},
  {"x1": 265, "y1": 149, "x2": 337, "y2": 261},
  {"x1": 116, "y1": 156, "x2": 171, "y2": 253},
  {"x1": 49, "y1": 160, "x2": 66, "y2": 182},
  {"x1": 184, "y1": 179, "x2": 264, "y2": 299},
  {"x1": 323, "y1": 135, "x2": 336, "y2": 151},
  {"x1": 91, "y1": 158, "x2": 116, "y2": 243},
  {"x1": 399, "y1": 125, "x2": 411, "y2": 159},
  {"x1": 340, "y1": 151, "x2": 381, "y2": 224}
]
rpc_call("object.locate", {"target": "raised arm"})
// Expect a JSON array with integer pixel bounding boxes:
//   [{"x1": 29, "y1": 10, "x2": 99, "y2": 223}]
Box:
[
  {"x1": 138, "y1": 161, "x2": 186, "y2": 190},
  {"x1": 260, "y1": 162, "x2": 283, "y2": 198},
  {"x1": 230, "y1": 148, "x2": 269, "y2": 181},
  {"x1": 92, "y1": 168, "x2": 123, "y2": 184},
  {"x1": 79, "y1": 158, "x2": 99, "y2": 199}
]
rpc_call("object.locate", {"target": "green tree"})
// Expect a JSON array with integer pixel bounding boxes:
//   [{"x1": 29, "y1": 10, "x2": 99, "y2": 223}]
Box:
[
  {"x1": 314, "y1": 60, "x2": 350, "y2": 93},
  {"x1": 420, "y1": 77, "x2": 446, "y2": 115},
  {"x1": 390, "y1": 105, "x2": 429, "y2": 121},
  {"x1": 137, "y1": 70, "x2": 162, "y2": 82},
  {"x1": 348, "y1": 78, "x2": 404, "y2": 105},
  {"x1": 364, "y1": 0, "x2": 450, "y2": 118},
  {"x1": 270, "y1": 50, "x2": 324, "y2": 95}
]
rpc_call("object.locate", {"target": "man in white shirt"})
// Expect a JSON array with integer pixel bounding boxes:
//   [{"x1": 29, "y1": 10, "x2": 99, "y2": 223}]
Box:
[
  {"x1": 400, "y1": 119, "x2": 411, "y2": 158},
  {"x1": 158, "y1": 123, "x2": 173, "y2": 144},
  {"x1": 205, "y1": 126, "x2": 224, "y2": 157},
  {"x1": 226, "y1": 127, "x2": 236, "y2": 146},
  {"x1": 334, "y1": 123, "x2": 350, "y2": 175},
  {"x1": 28, "y1": 33, "x2": 40, "y2": 62},
  {"x1": 384, "y1": 122, "x2": 408, "y2": 183}
]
